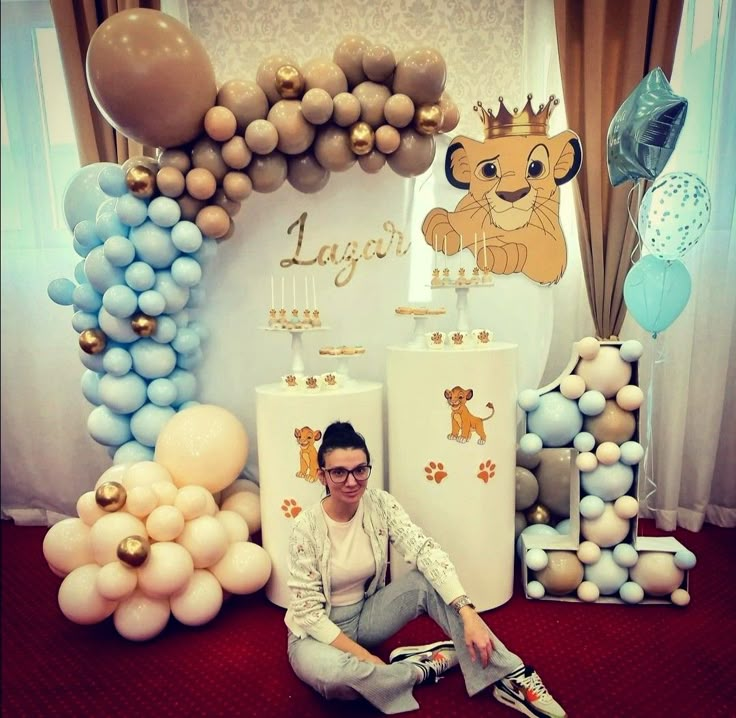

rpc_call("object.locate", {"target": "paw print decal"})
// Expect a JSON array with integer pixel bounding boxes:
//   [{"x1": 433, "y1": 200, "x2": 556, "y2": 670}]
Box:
[
  {"x1": 450, "y1": 332, "x2": 464, "y2": 345},
  {"x1": 476, "y1": 330, "x2": 490, "y2": 344},
  {"x1": 305, "y1": 376, "x2": 318, "y2": 389},
  {"x1": 477, "y1": 459, "x2": 496, "y2": 483},
  {"x1": 285, "y1": 374, "x2": 298, "y2": 387},
  {"x1": 324, "y1": 373, "x2": 336, "y2": 386},
  {"x1": 424, "y1": 461, "x2": 448, "y2": 484},
  {"x1": 281, "y1": 498, "x2": 302, "y2": 518},
  {"x1": 430, "y1": 331, "x2": 444, "y2": 346}
]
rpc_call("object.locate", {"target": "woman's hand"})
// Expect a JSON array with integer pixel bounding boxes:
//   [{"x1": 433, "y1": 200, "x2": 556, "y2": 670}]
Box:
[{"x1": 459, "y1": 606, "x2": 494, "y2": 667}]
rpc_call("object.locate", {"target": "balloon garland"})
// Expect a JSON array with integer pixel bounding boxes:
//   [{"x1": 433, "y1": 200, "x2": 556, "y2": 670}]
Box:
[{"x1": 45, "y1": 8, "x2": 461, "y2": 640}]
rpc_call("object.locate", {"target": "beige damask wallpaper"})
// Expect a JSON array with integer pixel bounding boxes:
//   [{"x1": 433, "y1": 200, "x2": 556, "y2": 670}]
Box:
[{"x1": 188, "y1": 0, "x2": 525, "y2": 139}]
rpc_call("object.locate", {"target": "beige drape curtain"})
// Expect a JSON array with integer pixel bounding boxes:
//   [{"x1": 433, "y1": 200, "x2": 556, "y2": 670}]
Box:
[
  {"x1": 50, "y1": 0, "x2": 160, "y2": 167},
  {"x1": 553, "y1": 0, "x2": 684, "y2": 339}
]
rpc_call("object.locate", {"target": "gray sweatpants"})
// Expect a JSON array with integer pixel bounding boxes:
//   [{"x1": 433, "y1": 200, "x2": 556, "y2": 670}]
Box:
[{"x1": 287, "y1": 569, "x2": 523, "y2": 714}]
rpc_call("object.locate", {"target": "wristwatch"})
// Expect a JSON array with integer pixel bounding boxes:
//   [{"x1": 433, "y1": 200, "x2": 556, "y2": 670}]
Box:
[{"x1": 451, "y1": 595, "x2": 475, "y2": 614}]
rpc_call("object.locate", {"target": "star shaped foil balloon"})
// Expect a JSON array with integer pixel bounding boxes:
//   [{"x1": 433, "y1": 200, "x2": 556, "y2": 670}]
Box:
[{"x1": 607, "y1": 67, "x2": 688, "y2": 187}]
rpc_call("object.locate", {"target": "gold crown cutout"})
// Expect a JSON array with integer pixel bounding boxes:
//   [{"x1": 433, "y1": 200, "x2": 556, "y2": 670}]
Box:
[{"x1": 474, "y1": 94, "x2": 559, "y2": 138}]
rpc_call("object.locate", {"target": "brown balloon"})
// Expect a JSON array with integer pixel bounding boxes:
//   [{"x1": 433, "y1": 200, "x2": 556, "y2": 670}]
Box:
[
  {"x1": 333, "y1": 35, "x2": 369, "y2": 88},
  {"x1": 375, "y1": 125, "x2": 401, "y2": 154},
  {"x1": 131, "y1": 313, "x2": 157, "y2": 337},
  {"x1": 384, "y1": 94, "x2": 415, "y2": 129},
  {"x1": 79, "y1": 328, "x2": 107, "y2": 354},
  {"x1": 216, "y1": 79, "x2": 269, "y2": 133},
  {"x1": 439, "y1": 93, "x2": 461, "y2": 133},
  {"x1": 332, "y1": 92, "x2": 362, "y2": 127},
  {"x1": 268, "y1": 100, "x2": 316, "y2": 155},
  {"x1": 301, "y1": 88, "x2": 334, "y2": 125},
  {"x1": 392, "y1": 47, "x2": 447, "y2": 105},
  {"x1": 314, "y1": 125, "x2": 356, "y2": 172},
  {"x1": 352, "y1": 81, "x2": 392, "y2": 128},
  {"x1": 196, "y1": 205, "x2": 231, "y2": 238},
  {"x1": 212, "y1": 188, "x2": 242, "y2": 218},
  {"x1": 363, "y1": 44, "x2": 396, "y2": 83},
  {"x1": 244, "y1": 119, "x2": 279, "y2": 155},
  {"x1": 191, "y1": 137, "x2": 229, "y2": 183},
  {"x1": 158, "y1": 149, "x2": 191, "y2": 174},
  {"x1": 156, "y1": 166, "x2": 186, "y2": 198},
  {"x1": 117, "y1": 535, "x2": 150, "y2": 567},
  {"x1": 95, "y1": 481, "x2": 127, "y2": 512},
  {"x1": 222, "y1": 171, "x2": 253, "y2": 202},
  {"x1": 349, "y1": 122, "x2": 375, "y2": 156},
  {"x1": 177, "y1": 193, "x2": 206, "y2": 222},
  {"x1": 358, "y1": 150, "x2": 387, "y2": 174},
  {"x1": 275, "y1": 65, "x2": 305, "y2": 100},
  {"x1": 287, "y1": 153, "x2": 331, "y2": 194},
  {"x1": 185, "y1": 167, "x2": 217, "y2": 201},
  {"x1": 204, "y1": 106, "x2": 237, "y2": 142},
  {"x1": 86, "y1": 8, "x2": 217, "y2": 148},
  {"x1": 256, "y1": 55, "x2": 300, "y2": 105},
  {"x1": 247, "y1": 152, "x2": 288, "y2": 193},
  {"x1": 386, "y1": 128, "x2": 436, "y2": 177},
  {"x1": 302, "y1": 57, "x2": 349, "y2": 98},
  {"x1": 414, "y1": 104, "x2": 444, "y2": 136},
  {"x1": 221, "y1": 136, "x2": 252, "y2": 170}
]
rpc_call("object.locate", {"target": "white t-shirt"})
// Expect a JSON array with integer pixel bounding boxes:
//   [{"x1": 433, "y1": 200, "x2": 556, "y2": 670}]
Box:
[{"x1": 321, "y1": 500, "x2": 376, "y2": 606}]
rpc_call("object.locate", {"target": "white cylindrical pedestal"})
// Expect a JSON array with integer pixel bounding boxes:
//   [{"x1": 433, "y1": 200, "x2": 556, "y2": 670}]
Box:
[
  {"x1": 256, "y1": 381, "x2": 384, "y2": 608},
  {"x1": 386, "y1": 343, "x2": 517, "y2": 611}
]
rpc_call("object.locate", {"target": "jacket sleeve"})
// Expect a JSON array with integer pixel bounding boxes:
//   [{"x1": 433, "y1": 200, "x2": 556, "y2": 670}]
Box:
[
  {"x1": 286, "y1": 513, "x2": 341, "y2": 644},
  {"x1": 379, "y1": 490, "x2": 466, "y2": 604}
]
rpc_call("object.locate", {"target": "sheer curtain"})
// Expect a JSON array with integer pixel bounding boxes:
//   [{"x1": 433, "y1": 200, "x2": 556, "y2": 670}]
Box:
[{"x1": 622, "y1": 0, "x2": 735, "y2": 530}]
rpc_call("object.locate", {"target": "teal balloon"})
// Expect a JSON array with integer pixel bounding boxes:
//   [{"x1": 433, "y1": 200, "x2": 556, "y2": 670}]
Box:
[
  {"x1": 638, "y1": 172, "x2": 711, "y2": 259},
  {"x1": 624, "y1": 255, "x2": 691, "y2": 337},
  {"x1": 607, "y1": 67, "x2": 687, "y2": 187}
]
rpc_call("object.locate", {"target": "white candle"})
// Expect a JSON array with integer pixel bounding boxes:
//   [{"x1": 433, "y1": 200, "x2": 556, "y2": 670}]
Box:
[
  {"x1": 304, "y1": 276, "x2": 309, "y2": 309},
  {"x1": 443, "y1": 235, "x2": 447, "y2": 268},
  {"x1": 281, "y1": 277, "x2": 285, "y2": 309},
  {"x1": 292, "y1": 276, "x2": 296, "y2": 309},
  {"x1": 271, "y1": 276, "x2": 274, "y2": 309},
  {"x1": 474, "y1": 233, "x2": 478, "y2": 259},
  {"x1": 312, "y1": 276, "x2": 317, "y2": 310}
]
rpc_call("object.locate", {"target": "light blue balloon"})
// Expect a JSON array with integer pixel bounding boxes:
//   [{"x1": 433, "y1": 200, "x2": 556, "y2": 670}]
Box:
[
  {"x1": 581, "y1": 462, "x2": 634, "y2": 501},
  {"x1": 579, "y1": 495, "x2": 605, "y2": 519},
  {"x1": 148, "y1": 196, "x2": 181, "y2": 228},
  {"x1": 516, "y1": 523, "x2": 559, "y2": 559},
  {"x1": 168, "y1": 368, "x2": 198, "y2": 406},
  {"x1": 556, "y1": 519, "x2": 571, "y2": 535},
  {"x1": 620, "y1": 440, "x2": 645, "y2": 465},
  {"x1": 147, "y1": 378, "x2": 178, "y2": 407},
  {"x1": 79, "y1": 346, "x2": 106, "y2": 372},
  {"x1": 527, "y1": 392, "x2": 583, "y2": 447},
  {"x1": 578, "y1": 390, "x2": 606, "y2": 417},
  {"x1": 103, "y1": 285, "x2": 139, "y2": 318},
  {"x1": 674, "y1": 549, "x2": 697, "y2": 570},
  {"x1": 84, "y1": 246, "x2": 126, "y2": 294},
  {"x1": 639, "y1": 171, "x2": 711, "y2": 259},
  {"x1": 48, "y1": 278, "x2": 76, "y2": 306},
  {"x1": 73, "y1": 220, "x2": 101, "y2": 249},
  {"x1": 99, "y1": 372, "x2": 148, "y2": 414},
  {"x1": 151, "y1": 315, "x2": 178, "y2": 344},
  {"x1": 623, "y1": 254, "x2": 692, "y2": 337},
  {"x1": 130, "y1": 403, "x2": 177, "y2": 447},
  {"x1": 96, "y1": 211, "x2": 128, "y2": 241},
  {"x1": 171, "y1": 256, "x2": 202, "y2": 287},
  {"x1": 113, "y1": 440, "x2": 155, "y2": 464},
  {"x1": 613, "y1": 543, "x2": 639, "y2": 568},
  {"x1": 193, "y1": 237, "x2": 218, "y2": 264},
  {"x1": 519, "y1": 432, "x2": 543, "y2": 455},
  {"x1": 74, "y1": 261, "x2": 87, "y2": 284},
  {"x1": 96, "y1": 197, "x2": 117, "y2": 220},
  {"x1": 129, "y1": 338, "x2": 177, "y2": 379},
  {"x1": 177, "y1": 346, "x2": 203, "y2": 370},
  {"x1": 102, "y1": 347, "x2": 133, "y2": 376},
  {"x1": 526, "y1": 580, "x2": 546, "y2": 599},
  {"x1": 171, "y1": 310, "x2": 190, "y2": 327},
  {"x1": 619, "y1": 339, "x2": 644, "y2": 362},
  {"x1": 62, "y1": 162, "x2": 118, "y2": 232},
  {"x1": 188, "y1": 320, "x2": 210, "y2": 342},
  {"x1": 584, "y1": 549, "x2": 629, "y2": 595},
  {"x1": 72, "y1": 283, "x2": 103, "y2": 313},
  {"x1": 619, "y1": 581, "x2": 645, "y2": 604},
  {"x1": 525, "y1": 548, "x2": 549, "y2": 571},
  {"x1": 154, "y1": 270, "x2": 190, "y2": 313},
  {"x1": 116, "y1": 194, "x2": 149, "y2": 227},
  {"x1": 518, "y1": 389, "x2": 540, "y2": 412},
  {"x1": 171, "y1": 221, "x2": 203, "y2": 253},
  {"x1": 178, "y1": 400, "x2": 201, "y2": 411},
  {"x1": 573, "y1": 431, "x2": 596, "y2": 453},
  {"x1": 172, "y1": 327, "x2": 201, "y2": 355},
  {"x1": 98, "y1": 307, "x2": 138, "y2": 343},
  {"x1": 104, "y1": 235, "x2": 136, "y2": 267},
  {"x1": 80, "y1": 370, "x2": 103, "y2": 405},
  {"x1": 129, "y1": 220, "x2": 180, "y2": 269},
  {"x1": 97, "y1": 165, "x2": 128, "y2": 197},
  {"x1": 71, "y1": 310, "x2": 99, "y2": 332},
  {"x1": 125, "y1": 261, "x2": 156, "y2": 292},
  {"x1": 86, "y1": 405, "x2": 132, "y2": 446},
  {"x1": 73, "y1": 239, "x2": 93, "y2": 258},
  {"x1": 185, "y1": 287, "x2": 206, "y2": 308},
  {"x1": 138, "y1": 289, "x2": 167, "y2": 316}
]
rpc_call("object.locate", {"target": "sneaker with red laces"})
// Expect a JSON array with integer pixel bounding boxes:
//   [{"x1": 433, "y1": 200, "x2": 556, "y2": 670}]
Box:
[
  {"x1": 389, "y1": 641, "x2": 458, "y2": 684},
  {"x1": 493, "y1": 664, "x2": 567, "y2": 718}
]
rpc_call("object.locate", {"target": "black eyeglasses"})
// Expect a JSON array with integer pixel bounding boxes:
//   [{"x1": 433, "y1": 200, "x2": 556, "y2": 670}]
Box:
[{"x1": 323, "y1": 465, "x2": 372, "y2": 483}]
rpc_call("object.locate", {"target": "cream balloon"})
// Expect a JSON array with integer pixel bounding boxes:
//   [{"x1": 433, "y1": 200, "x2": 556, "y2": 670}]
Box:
[
  {"x1": 170, "y1": 569, "x2": 224, "y2": 626},
  {"x1": 43, "y1": 518, "x2": 95, "y2": 576},
  {"x1": 94, "y1": 462, "x2": 132, "y2": 489},
  {"x1": 214, "y1": 510, "x2": 250, "y2": 543},
  {"x1": 125, "y1": 486, "x2": 159, "y2": 518},
  {"x1": 89, "y1": 512, "x2": 148, "y2": 566},
  {"x1": 209, "y1": 542, "x2": 272, "y2": 594},
  {"x1": 575, "y1": 346, "x2": 632, "y2": 397},
  {"x1": 146, "y1": 504, "x2": 186, "y2": 542},
  {"x1": 76, "y1": 491, "x2": 108, "y2": 526},
  {"x1": 58, "y1": 564, "x2": 118, "y2": 625},
  {"x1": 580, "y1": 503, "x2": 630, "y2": 547},
  {"x1": 123, "y1": 460, "x2": 173, "y2": 490},
  {"x1": 137, "y1": 541, "x2": 194, "y2": 598},
  {"x1": 174, "y1": 485, "x2": 211, "y2": 520},
  {"x1": 176, "y1": 515, "x2": 229, "y2": 568},
  {"x1": 96, "y1": 560, "x2": 138, "y2": 601},
  {"x1": 150, "y1": 480, "x2": 178, "y2": 505},
  {"x1": 220, "y1": 491, "x2": 262, "y2": 533},
  {"x1": 114, "y1": 589, "x2": 171, "y2": 641},
  {"x1": 630, "y1": 553, "x2": 684, "y2": 596}
]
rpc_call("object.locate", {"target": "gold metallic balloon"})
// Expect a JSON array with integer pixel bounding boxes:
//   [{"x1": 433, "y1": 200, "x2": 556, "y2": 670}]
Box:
[
  {"x1": 131, "y1": 313, "x2": 158, "y2": 337},
  {"x1": 95, "y1": 481, "x2": 127, "y2": 512},
  {"x1": 414, "y1": 104, "x2": 444, "y2": 136},
  {"x1": 275, "y1": 65, "x2": 305, "y2": 99},
  {"x1": 79, "y1": 328, "x2": 107, "y2": 354},
  {"x1": 526, "y1": 502, "x2": 552, "y2": 525},
  {"x1": 117, "y1": 535, "x2": 151, "y2": 567},
  {"x1": 126, "y1": 165, "x2": 157, "y2": 198},
  {"x1": 349, "y1": 121, "x2": 375, "y2": 156}
]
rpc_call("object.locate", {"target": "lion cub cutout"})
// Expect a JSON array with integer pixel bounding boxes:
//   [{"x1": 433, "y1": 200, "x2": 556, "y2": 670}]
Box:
[
  {"x1": 444, "y1": 386, "x2": 495, "y2": 444},
  {"x1": 423, "y1": 95, "x2": 582, "y2": 285},
  {"x1": 295, "y1": 426, "x2": 321, "y2": 481}
]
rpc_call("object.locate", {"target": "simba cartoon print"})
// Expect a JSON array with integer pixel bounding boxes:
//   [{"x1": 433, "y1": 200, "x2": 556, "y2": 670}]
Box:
[
  {"x1": 444, "y1": 386, "x2": 495, "y2": 444},
  {"x1": 294, "y1": 426, "x2": 321, "y2": 481},
  {"x1": 423, "y1": 95, "x2": 582, "y2": 285}
]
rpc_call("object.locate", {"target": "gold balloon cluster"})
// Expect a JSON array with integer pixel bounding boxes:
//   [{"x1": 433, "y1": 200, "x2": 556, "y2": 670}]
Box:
[
  {"x1": 79, "y1": 328, "x2": 107, "y2": 355},
  {"x1": 95, "y1": 481, "x2": 127, "y2": 512},
  {"x1": 117, "y1": 535, "x2": 151, "y2": 567}
]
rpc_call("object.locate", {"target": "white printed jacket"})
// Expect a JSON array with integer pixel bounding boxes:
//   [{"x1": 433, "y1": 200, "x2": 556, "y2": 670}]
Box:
[{"x1": 284, "y1": 488, "x2": 466, "y2": 644}]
